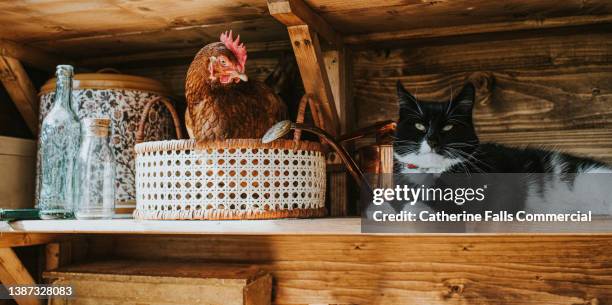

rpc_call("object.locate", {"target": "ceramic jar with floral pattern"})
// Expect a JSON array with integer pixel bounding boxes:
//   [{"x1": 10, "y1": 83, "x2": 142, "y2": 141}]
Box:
[{"x1": 39, "y1": 71, "x2": 174, "y2": 217}]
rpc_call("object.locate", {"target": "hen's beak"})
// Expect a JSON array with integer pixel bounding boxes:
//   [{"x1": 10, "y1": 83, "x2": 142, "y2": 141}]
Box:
[{"x1": 231, "y1": 70, "x2": 248, "y2": 82}]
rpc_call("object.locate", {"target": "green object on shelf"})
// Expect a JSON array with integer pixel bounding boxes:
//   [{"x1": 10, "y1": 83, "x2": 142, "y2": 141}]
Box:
[{"x1": 0, "y1": 209, "x2": 40, "y2": 221}]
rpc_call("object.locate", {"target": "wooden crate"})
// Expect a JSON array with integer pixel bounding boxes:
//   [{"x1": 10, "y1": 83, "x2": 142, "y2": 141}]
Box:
[
  {"x1": 0, "y1": 136, "x2": 35, "y2": 209},
  {"x1": 43, "y1": 260, "x2": 272, "y2": 305}
]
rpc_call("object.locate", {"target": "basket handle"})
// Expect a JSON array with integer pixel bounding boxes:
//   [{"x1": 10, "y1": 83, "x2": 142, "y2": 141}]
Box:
[
  {"x1": 292, "y1": 94, "x2": 323, "y2": 143},
  {"x1": 135, "y1": 97, "x2": 183, "y2": 144}
]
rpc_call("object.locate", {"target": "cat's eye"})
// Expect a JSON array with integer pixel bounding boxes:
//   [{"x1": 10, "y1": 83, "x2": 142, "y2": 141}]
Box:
[
  {"x1": 442, "y1": 124, "x2": 453, "y2": 132},
  {"x1": 414, "y1": 123, "x2": 426, "y2": 131}
]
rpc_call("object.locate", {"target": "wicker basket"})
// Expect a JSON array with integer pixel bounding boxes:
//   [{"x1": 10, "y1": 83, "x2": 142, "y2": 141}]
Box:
[{"x1": 133, "y1": 97, "x2": 327, "y2": 220}]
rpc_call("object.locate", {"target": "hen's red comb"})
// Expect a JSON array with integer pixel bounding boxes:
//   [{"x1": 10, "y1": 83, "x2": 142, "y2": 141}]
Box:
[{"x1": 220, "y1": 30, "x2": 247, "y2": 72}]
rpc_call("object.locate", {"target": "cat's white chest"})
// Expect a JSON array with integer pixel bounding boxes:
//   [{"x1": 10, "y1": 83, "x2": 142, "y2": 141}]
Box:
[{"x1": 394, "y1": 140, "x2": 462, "y2": 174}]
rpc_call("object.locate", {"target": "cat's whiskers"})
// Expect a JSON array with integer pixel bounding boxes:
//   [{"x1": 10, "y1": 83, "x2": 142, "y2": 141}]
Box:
[
  {"x1": 445, "y1": 147, "x2": 489, "y2": 173},
  {"x1": 446, "y1": 142, "x2": 477, "y2": 147},
  {"x1": 443, "y1": 148, "x2": 473, "y2": 175}
]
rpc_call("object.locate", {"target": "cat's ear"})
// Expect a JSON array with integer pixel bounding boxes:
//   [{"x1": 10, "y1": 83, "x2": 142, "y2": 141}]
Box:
[
  {"x1": 397, "y1": 80, "x2": 420, "y2": 113},
  {"x1": 449, "y1": 83, "x2": 475, "y2": 115}
]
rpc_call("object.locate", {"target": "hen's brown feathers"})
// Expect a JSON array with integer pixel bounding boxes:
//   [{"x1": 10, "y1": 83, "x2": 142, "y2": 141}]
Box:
[{"x1": 185, "y1": 40, "x2": 286, "y2": 141}]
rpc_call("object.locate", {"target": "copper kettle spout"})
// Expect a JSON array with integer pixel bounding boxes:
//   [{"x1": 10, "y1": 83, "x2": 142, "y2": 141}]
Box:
[{"x1": 263, "y1": 120, "x2": 373, "y2": 193}]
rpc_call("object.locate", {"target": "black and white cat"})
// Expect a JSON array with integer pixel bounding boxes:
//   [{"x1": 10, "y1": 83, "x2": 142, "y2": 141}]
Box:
[
  {"x1": 393, "y1": 81, "x2": 610, "y2": 175},
  {"x1": 391, "y1": 81, "x2": 612, "y2": 215}
]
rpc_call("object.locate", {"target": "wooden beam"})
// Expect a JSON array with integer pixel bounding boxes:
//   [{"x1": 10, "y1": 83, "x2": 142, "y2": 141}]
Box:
[
  {"x1": 323, "y1": 49, "x2": 350, "y2": 216},
  {"x1": 0, "y1": 248, "x2": 41, "y2": 305},
  {"x1": 268, "y1": 0, "x2": 341, "y2": 47},
  {"x1": 0, "y1": 57, "x2": 39, "y2": 135},
  {"x1": 344, "y1": 14, "x2": 612, "y2": 44},
  {"x1": 287, "y1": 25, "x2": 340, "y2": 135},
  {"x1": 79, "y1": 40, "x2": 292, "y2": 67},
  {"x1": 0, "y1": 233, "x2": 61, "y2": 248},
  {"x1": 45, "y1": 242, "x2": 72, "y2": 271},
  {"x1": 268, "y1": 0, "x2": 343, "y2": 135},
  {"x1": 0, "y1": 39, "x2": 67, "y2": 71},
  {"x1": 323, "y1": 49, "x2": 350, "y2": 133}
]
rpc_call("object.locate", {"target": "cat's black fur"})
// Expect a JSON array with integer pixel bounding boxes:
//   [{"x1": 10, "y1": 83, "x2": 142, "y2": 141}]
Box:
[
  {"x1": 387, "y1": 81, "x2": 612, "y2": 218},
  {"x1": 394, "y1": 81, "x2": 608, "y2": 174}
]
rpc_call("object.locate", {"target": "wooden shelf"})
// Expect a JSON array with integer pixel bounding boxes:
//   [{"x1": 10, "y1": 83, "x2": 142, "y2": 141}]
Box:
[
  {"x1": 0, "y1": 218, "x2": 359, "y2": 235},
  {"x1": 2, "y1": 217, "x2": 611, "y2": 236}
]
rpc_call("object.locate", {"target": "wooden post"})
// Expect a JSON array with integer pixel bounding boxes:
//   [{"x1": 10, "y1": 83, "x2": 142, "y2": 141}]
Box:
[
  {"x1": 0, "y1": 248, "x2": 42, "y2": 305},
  {"x1": 323, "y1": 49, "x2": 350, "y2": 216},
  {"x1": 268, "y1": 0, "x2": 341, "y2": 136},
  {"x1": 286, "y1": 25, "x2": 340, "y2": 136},
  {"x1": 269, "y1": 0, "x2": 350, "y2": 215},
  {"x1": 45, "y1": 242, "x2": 72, "y2": 271},
  {"x1": 267, "y1": 0, "x2": 342, "y2": 47},
  {"x1": 0, "y1": 39, "x2": 67, "y2": 72},
  {"x1": 323, "y1": 49, "x2": 348, "y2": 132},
  {"x1": 0, "y1": 56, "x2": 40, "y2": 135}
]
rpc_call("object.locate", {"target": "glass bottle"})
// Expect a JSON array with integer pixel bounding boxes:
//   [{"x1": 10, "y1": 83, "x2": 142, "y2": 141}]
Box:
[
  {"x1": 37, "y1": 65, "x2": 80, "y2": 219},
  {"x1": 74, "y1": 118, "x2": 115, "y2": 220}
]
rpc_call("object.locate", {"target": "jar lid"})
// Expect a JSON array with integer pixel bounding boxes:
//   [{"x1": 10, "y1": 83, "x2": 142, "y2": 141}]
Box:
[
  {"x1": 40, "y1": 70, "x2": 169, "y2": 96},
  {"x1": 83, "y1": 118, "x2": 111, "y2": 137},
  {"x1": 84, "y1": 118, "x2": 111, "y2": 127}
]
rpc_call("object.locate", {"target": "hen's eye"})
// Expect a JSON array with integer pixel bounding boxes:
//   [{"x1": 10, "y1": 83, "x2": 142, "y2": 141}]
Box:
[
  {"x1": 442, "y1": 124, "x2": 453, "y2": 132},
  {"x1": 220, "y1": 58, "x2": 228, "y2": 66},
  {"x1": 414, "y1": 123, "x2": 426, "y2": 131}
]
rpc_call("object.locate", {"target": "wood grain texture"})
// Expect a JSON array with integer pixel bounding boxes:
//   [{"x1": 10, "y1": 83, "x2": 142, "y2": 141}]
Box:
[
  {"x1": 36, "y1": 18, "x2": 288, "y2": 59},
  {"x1": 287, "y1": 25, "x2": 340, "y2": 135},
  {"x1": 0, "y1": 1, "x2": 288, "y2": 59},
  {"x1": 344, "y1": 14, "x2": 612, "y2": 44},
  {"x1": 45, "y1": 260, "x2": 271, "y2": 305},
  {"x1": 323, "y1": 49, "x2": 349, "y2": 132},
  {"x1": 2, "y1": 0, "x2": 611, "y2": 60},
  {"x1": 268, "y1": 0, "x2": 341, "y2": 46},
  {"x1": 108, "y1": 234, "x2": 612, "y2": 305},
  {"x1": 0, "y1": 248, "x2": 41, "y2": 305},
  {"x1": 44, "y1": 242, "x2": 72, "y2": 271},
  {"x1": 0, "y1": 57, "x2": 39, "y2": 134},
  {"x1": 324, "y1": 49, "x2": 349, "y2": 216},
  {"x1": 0, "y1": 233, "x2": 61, "y2": 248},
  {"x1": 0, "y1": 39, "x2": 68, "y2": 71},
  {"x1": 308, "y1": 0, "x2": 612, "y2": 36},
  {"x1": 328, "y1": 168, "x2": 348, "y2": 217},
  {"x1": 352, "y1": 28, "x2": 612, "y2": 163},
  {"x1": 79, "y1": 40, "x2": 291, "y2": 67},
  {"x1": 305, "y1": 0, "x2": 611, "y2": 14},
  {"x1": 118, "y1": 56, "x2": 280, "y2": 98},
  {"x1": 0, "y1": 0, "x2": 271, "y2": 42}
]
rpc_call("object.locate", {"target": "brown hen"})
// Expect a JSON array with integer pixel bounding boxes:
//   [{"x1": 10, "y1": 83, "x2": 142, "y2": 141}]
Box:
[{"x1": 185, "y1": 31, "x2": 287, "y2": 141}]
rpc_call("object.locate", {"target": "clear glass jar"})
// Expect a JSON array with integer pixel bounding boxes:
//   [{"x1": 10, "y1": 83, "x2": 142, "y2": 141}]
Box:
[
  {"x1": 74, "y1": 118, "x2": 115, "y2": 219},
  {"x1": 37, "y1": 65, "x2": 80, "y2": 219}
]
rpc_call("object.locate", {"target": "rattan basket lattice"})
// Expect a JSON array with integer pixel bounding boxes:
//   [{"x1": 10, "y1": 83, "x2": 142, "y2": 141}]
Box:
[{"x1": 133, "y1": 97, "x2": 327, "y2": 220}]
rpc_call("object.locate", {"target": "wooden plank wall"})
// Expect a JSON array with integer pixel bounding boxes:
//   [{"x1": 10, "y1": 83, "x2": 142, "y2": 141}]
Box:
[
  {"x1": 119, "y1": 56, "x2": 281, "y2": 99},
  {"x1": 105, "y1": 234, "x2": 612, "y2": 305},
  {"x1": 352, "y1": 25, "x2": 612, "y2": 163}
]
